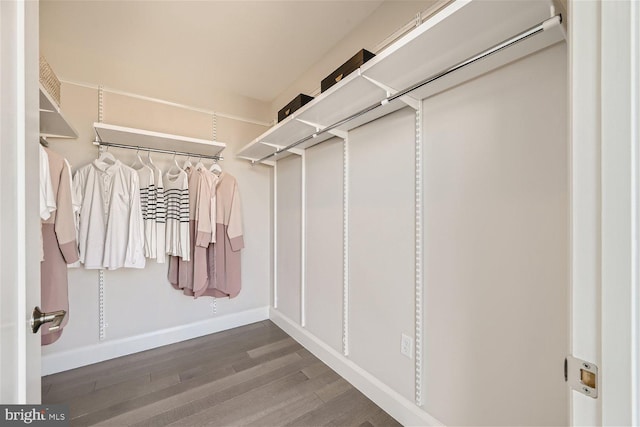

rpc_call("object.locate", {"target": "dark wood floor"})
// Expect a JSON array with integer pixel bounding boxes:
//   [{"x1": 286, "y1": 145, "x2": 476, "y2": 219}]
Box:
[{"x1": 42, "y1": 321, "x2": 401, "y2": 427}]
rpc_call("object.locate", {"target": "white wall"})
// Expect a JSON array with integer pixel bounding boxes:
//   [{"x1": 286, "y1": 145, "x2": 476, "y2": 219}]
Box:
[
  {"x1": 41, "y1": 82, "x2": 272, "y2": 374},
  {"x1": 275, "y1": 155, "x2": 303, "y2": 324},
  {"x1": 348, "y1": 108, "x2": 417, "y2": 401},
  {"x1": 271, "y1": 44, "x2": 569, "y2": 427},
  {"x1": 305, "y1": 138, "x2": 344, "y2": 353},
  {"x1": 422, "y1": 43, "x2": 568, "y2": 426},
  {"x1": 271, "y1": 107, "x2": 421, "y2": 418}
]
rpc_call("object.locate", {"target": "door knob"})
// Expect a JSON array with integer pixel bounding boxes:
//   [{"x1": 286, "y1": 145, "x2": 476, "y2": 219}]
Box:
[{"x1": 31, "y1": 306, "x2": 66, "y2": 334}]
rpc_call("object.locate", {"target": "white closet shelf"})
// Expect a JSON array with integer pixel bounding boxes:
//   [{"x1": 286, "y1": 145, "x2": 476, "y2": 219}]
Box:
[
  {"x1": 93, "y1": 123, "x2": 226, "y2": 157},
  {"x1": 237, "y1": 0, "x2": 564, "y2": 165},
  {"x1": 40, "y1": 84, "x2": 78, "y2": 138}
]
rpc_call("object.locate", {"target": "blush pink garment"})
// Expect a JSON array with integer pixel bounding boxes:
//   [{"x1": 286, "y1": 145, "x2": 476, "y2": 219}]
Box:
[
  {"x1": 203, "y1": 172, "x2": 244, "y2": 298},
  {"x1": 168, "y1": 166, "x2": 213, "y2": 298},
  {"x1": 41, "y1": 148, "x2": 79, "y2": 345}
]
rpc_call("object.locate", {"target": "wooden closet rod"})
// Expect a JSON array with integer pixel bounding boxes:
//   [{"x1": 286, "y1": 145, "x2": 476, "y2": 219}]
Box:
[
  {"x1": 95, "y1": 141, "x2": 224, "y2": 161},
  {"x1": 252, "y1": 14, "x2": 562, "y2": 165}
]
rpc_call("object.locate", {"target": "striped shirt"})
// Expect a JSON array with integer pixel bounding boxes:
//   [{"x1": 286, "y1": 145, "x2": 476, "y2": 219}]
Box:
[
  {"x1": 151, "y1": 165, "x2": 166, "y2": 264},
  {"x1": 164, "y1": 169, "x2": 190, "y2": 261},
  {"x1": 133, "y1": 164, "x2": 156, "y2": 259}
]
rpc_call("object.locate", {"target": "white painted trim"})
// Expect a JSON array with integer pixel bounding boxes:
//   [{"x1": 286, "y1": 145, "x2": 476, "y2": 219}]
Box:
[
  {"x1": 300, "y1": 151, "x2": 307, "y2": 327},
  {"x1": 414, "y1": 105, "x2": 424, "y2": 406},
  {"x1": 270, "y1": 308, "x2": 443, "y2": 427},
  {"x1": 42, "y1": 306, "x2": 269, "y2": 375},
  {"x1": 16, "y1": 0, "x2": 28, "y2": 401},
  {"x1": 342, "y1": 137, "x2": 350, "y2": 357},
  {"x1": 569, "y1": 0, "x2": 601, "y2": 424},
  {"x1": 601, "y1": 1, "x2": 638, "y2": 424},
  {"x1": 273, "y1": 162, "x2": 278, "y2": 309},
  {"x1": 632, "y1": 4, "x2": 640, "y2": 424},
  {"x1": 59, "y1": 79, "x2": 273, "y2": 128},
  {"x1": 98, "y1": 269, "x2": 106, "y2": 341}
]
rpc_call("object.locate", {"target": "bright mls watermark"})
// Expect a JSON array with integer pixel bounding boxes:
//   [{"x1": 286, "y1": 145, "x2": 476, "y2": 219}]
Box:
[{"x1": 1, "y1": 405, "x2": 68, "y2": 426}]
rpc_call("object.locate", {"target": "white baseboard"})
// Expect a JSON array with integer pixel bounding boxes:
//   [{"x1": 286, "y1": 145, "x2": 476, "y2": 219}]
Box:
[
  {"x1": 269, "y1": 308, "x2": 444, "y2": 427},
  {"x1": 42, "y1": 306, "x2": 269, "y2": 376}
]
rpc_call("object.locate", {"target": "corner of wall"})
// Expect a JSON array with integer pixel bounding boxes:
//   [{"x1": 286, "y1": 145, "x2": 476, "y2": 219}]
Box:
[{"x1": 268, "y1": 308, "x2": 443, "y2": 427}]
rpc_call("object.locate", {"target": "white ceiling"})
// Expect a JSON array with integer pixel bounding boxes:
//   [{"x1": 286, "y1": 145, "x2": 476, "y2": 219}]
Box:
[{"x1": 40, "y1": 0, "x2": 385, "y2": 104}]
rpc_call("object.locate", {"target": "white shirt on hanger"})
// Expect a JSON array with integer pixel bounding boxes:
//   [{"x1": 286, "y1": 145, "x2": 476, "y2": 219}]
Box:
[
  {"x1": 73, "y1": 159, "x2": 145, "y2": 270},
  {"x1": 39, "y1": 145, "x2": 56, "y2": 220}
]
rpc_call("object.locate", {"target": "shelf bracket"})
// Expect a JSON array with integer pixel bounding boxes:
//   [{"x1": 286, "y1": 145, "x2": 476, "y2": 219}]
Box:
[
  {"x1": 296, "y1": 118, "x2": 324, "y2": 133},
  {"x1": 327, "y1": 129, "x2": 348, "y2": 139},
  {"x1": 296, "y1": 118, "x2": 347, "y2": 140},
  {"x1": 263, "y1": 141, "x2": 303, "y2": 157},
  {"x1": 262, "y1": 141, "x2": 281, "y2": 149},
  {"x1": 360, "y1": 75, "x2": 420, "y2": 110}
]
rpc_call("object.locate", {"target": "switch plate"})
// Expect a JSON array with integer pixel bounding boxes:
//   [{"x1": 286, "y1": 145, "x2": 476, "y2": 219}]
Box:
[{"x1": 401, "y1": 333, "x2": 413, "y2": 358}]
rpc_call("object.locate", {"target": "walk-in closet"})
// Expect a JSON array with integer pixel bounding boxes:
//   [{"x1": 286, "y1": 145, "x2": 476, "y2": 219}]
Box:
[{"x1": 2, "y1": 0, "x2": 639, "y2": 425}]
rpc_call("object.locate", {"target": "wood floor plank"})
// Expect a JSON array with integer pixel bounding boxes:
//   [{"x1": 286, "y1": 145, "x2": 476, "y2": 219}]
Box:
[
  {"x1": 100, "y1": 352, "x2": 306, "y2": 427},
  {"x1": 296, "y1": 347, "x2": 316, "y2": 360},
  {"x1": 167, "y1": 371, "x2": 312, "y2": 426},
  {"x1": 366, "y1": 408, "x2": 403, "y2": 427},
  {"x1": 285, "y1": 387, "x2": 377, "y2": 427},
  {"x1": 43, "y1": 321, "x2": 397, "y2": 427},
  {"x1": 45, "y1": 322, "x2": 279, "y2": 388},
  {"x1": 244, "y1": 393, "x2": 325, "y2": 427},
  {"x1": 70, "y1": 373, "x2": 180, "y2": 419},
  {"x1": 41, "y1": 382, "x2": 52, "y2": 398},
  {"x1": 315, "y1": 377, "x2": 352, "y2": 403},
  {"x1": 231, "y1": 341, "x2": 303, "y2": 372},
  {"x1": 301, "y1": 362, "x2": 332, "y2": 379},
  {"x1": 246, "y1": 337, "x2": 296, "y2": 358},
  {"x1": 322, "y1": 389, "x2": 381, "y2": 427},
  {"x1": 76, "y1": 325, "x2": 285, "y2": 388},
  {"x1": 77, "y1": 366, "x2": 236, "y2": 427},
  {"x1": 44, "y1": 379, "x2": 97, "y2": 405},
  {"x1": 130, "y1": 355, "x2": 315, "y2": 427},
  {"x1": 169, "y1": 366, "x2": 340, "y2": 427}
]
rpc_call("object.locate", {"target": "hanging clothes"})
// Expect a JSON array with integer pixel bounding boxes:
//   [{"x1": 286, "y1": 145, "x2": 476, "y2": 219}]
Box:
[
  {"x1": 164, "y1": 168, "x2": 190, "y2": 260},
  {"x1": 152, "y1": 164, "x2": 166, "y2": 264},
  {"x1": 168, "y1": 165, "x2": 214, "y2": 298},
  {"x1": 73, "y1": 159, "x2": 145, "y2": 269},
  {"x1": 205, "y1": 171, "x2": 244, "y2": 298},
  {"x1": 133, "y1": 164, "x2": 157, "y2": 259},
  {"x1": 41, "y1": 147, "x2": 79, "y2": 345},
  {"x1": 39, "y1": 145, "x2": 56, "y2": 262},
  {"x1": 39, "y1": 145, "x2": 56, "y2": 221}
]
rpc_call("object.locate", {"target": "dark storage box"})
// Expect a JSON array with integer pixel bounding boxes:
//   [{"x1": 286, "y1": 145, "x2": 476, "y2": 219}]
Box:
[
  {"x1": 321, "y1": 49, "x2": 375, "y2": 93},
  {"x1": 278, "y1": 94, "x2": 314, "y2": 122}
]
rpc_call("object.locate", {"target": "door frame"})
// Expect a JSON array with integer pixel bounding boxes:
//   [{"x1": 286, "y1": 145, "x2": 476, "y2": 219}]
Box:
[
  {"x1": 570, "y1": 0, "x2": 639, "y2": 424},
  {"x1": 0, "y1": 0, "x2": 41, "y2": 404}
]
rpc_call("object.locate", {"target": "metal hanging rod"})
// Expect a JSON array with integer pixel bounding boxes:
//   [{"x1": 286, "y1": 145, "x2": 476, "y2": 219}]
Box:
[
  {"x1": 95, "y1": 141, "x2": 223, "y2": 161},
  {"x1": 252, "y1": 14, "x2": 562, "y2": 165}
]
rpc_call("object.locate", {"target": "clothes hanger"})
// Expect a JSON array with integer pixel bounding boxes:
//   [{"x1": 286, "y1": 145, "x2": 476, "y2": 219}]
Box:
[
  {"x1": 143, "y1": 149, "x2": 156, "y2": 168},
  {"x1": 166, "y1": 151, "x2": 184, "y2": 175},
  {"x1": 39, "y1": 136, "x2": 49, "y2": 147},
  {"x1": 130, "y1": 147, "x2": 146, "y2": 170},
  {"x1": 209, "y1": 158, "x2": 222, "y2": 176},
  {"x1": 97, "y1": 145, "x2": 117, "y2": 165},
  {"x1": 182, "y1": 155, "x2": 193, "y2": 171},
  {"x1": 194, "y1": 154, "x2": 205, "y2": 171}
]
